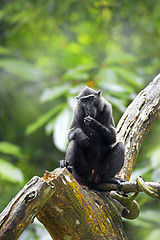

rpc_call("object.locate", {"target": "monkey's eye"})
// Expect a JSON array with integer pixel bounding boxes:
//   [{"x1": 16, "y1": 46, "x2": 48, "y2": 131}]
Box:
[
  {"x1": 80, "y1": 98, "x2": 86, "y2": 102},
  {"x1": 80, "y1": 95, "x2": 95, "y2": 102},
  {"x1": 89, "y1": 96, "x2": 94, "y2": 101}
]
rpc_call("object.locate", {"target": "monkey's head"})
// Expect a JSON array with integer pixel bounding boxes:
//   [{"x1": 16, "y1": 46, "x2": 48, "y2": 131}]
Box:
[{"x1": 76, "y1": 86, "x2": 102, "y2": 118}]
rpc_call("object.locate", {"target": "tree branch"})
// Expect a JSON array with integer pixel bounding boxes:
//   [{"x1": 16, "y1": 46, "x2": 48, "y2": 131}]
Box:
[
  {"x1": 95, "y1": 177, "x2": 160, "y2": 199},
  {"x1": 37, "y1": 168, "x2": 127, "y2": 240},
  {"x1": 0, "y1": 176, "x2": 55, "y2": 240},
  {"x1": 116, "y1": 74, "x2": 160, "y2": 180}
]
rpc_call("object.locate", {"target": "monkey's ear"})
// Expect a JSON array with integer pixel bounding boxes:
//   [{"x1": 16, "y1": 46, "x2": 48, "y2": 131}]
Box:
[
  {"x1": 97, "y1": 90, "x2": 101, "y2": 96},
  {"x1": 76, "y1": 96, "x2": 79, "y2": 100}
]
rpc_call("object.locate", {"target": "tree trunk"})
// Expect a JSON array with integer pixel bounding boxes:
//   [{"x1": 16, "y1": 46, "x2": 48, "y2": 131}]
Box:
[{"x1": 37, "y1": 168, "x2": 127, "y2": 240}]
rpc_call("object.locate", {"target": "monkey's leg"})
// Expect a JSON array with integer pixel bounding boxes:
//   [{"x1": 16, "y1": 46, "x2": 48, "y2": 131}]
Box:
[
  {"x1": 59, "y1": 140, "x2": 77, "y2": 171},
  {"x1": 65, "y1": 140, "x2": 78, "y2": 166},
  {"x1": 100, "y1": 142, "x2": 125, "y2": 184},
  {"x1": 65, "y1": 140, "x2": 87, "y2": 173},
  {"x1": 65, "y1": 140, "x2": 93, "y2": 184},
  {"x1": 108, "y1": 142, "x2": 125, "y2": 175}
]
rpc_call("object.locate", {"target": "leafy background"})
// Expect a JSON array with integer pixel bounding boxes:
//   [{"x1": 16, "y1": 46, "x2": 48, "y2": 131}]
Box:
[{"x1": 0, "y1": 0, "x2": 160, "y2": 239}]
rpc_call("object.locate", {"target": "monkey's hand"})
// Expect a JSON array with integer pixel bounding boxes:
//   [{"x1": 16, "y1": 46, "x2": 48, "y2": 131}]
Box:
[
  {"x1": 74, "y1": 128, "x2": 90, "y2": 147},
  {"x1": 77, "y1": 133, "x2": 90, "y2": 147},
  {"x1": 84, "y1": 116, "x2": 97, "y2": 127}
]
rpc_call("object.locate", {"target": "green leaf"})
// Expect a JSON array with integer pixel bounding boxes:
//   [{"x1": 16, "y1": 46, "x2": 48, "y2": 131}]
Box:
[
  {"x1": 45, "y1": 99, "x2": 74, "y2": 136},
  {"x1": 25, "y1": 104, "x2": 63, "y2": 135},
  {"x1": 0, "y1": 142, "x2": 22, "y2": 158},
  {"x1": 130, "y1": 166, "x2": 150, "y2": 181},
  {"x1": 45, "y1": 120, "x2": 56, "y2": 136},
  {"x1": 75, "y1": 63, "x2": 96, "y2": 71},
  {"x1": 150, "y1": 148, "x2": 160, "y2": 168},
  {"x1": 150, "y1": 148, "x2": 160, "y2": 181},
  {"x1": 106, "y1": 53, "x2": 135, "y2": 65},
  {"x1": 146, "y1": 229, "x2": 160, "y2": 240},
  {"x1": 103, "y1": 84, "x2": 126, "y2": 93},
  {"x1": 152, "y1": 167, "x2": 160, "y2": 182},
  {"x1": 0, "y1": 46, "x2": 11, "y2": 55},
  {"x1": 111, "y1": 67, "x2": 143, "y2": 87},
  {"x1": 53, "y1": 107, "x2": 72, "y2": 152},
  {"x1": 40, "y1": 84, "x2": 70, "y2": 103},
  {"x1": 139, "y1": 210, "x2": 160, "y2": 224},
  {"x1": 63, "y1": 68, "x2": 89, "y2": 81},
  {"x1": 0, "y1": 158, "x2": 23, "y2": 183},
  {"x1": 97, "y1": 68, "x2": 117, "y2": 84},
  {"x1": 105, "y1": 95, "x2": 126, "y2": 112},
  {"x1": 0, "y1": 59, "x2": 43, "y2": 81},
  {"x1": 62, "y1": 64, "x2": 95, "y2": 81}
]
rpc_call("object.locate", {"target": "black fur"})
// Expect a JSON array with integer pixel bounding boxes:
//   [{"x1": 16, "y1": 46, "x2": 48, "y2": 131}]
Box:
[{"x1": 60, "y1": 86, "x2": 125, "y2": 186}]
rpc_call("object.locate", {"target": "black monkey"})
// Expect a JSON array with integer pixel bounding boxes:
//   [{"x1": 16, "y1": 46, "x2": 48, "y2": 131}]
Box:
[{"x1": 60, "y1": 86, "x2": 125, "y2": 186}]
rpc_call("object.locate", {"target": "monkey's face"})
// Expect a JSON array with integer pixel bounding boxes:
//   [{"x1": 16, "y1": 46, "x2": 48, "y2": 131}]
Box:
[{"x1": 79, "y1": 94, "x2": 97, "y2": 118}]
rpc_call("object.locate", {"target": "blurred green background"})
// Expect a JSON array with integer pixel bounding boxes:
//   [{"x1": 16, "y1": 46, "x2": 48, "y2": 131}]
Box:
[{"x1": 0, "y1": 0, "x2": 160, "y2": 239}]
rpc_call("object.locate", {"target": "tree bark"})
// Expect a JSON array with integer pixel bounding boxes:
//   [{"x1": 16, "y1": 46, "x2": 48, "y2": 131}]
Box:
[
  {"x1": 37, "y1": 168, "x2": 127, "y2": 240},
  {"x1": 116, "y1": 74, "x2": 160, "y2": 180},
  {"x1": 0, "y1": 176, "x2": 55, "y2": 240}
]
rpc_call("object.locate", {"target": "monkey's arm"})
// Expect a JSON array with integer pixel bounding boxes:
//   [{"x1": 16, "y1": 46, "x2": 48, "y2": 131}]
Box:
[
  {"x1": 84, "y1": 117, "x2": 116, "y2": 144},
  {"x1": 68, "y1": 127, "x2": 90, "y2": 147}
]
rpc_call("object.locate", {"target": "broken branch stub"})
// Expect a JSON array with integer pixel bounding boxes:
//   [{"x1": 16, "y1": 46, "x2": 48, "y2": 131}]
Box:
[{"x1": 0, "y1": 176, "x2": 55, "y2": 240}]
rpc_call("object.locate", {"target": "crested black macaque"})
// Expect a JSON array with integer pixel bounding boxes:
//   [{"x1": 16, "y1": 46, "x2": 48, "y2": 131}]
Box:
[{"x1": 60, "y1": 86, "x2": 125, "y2": 186}]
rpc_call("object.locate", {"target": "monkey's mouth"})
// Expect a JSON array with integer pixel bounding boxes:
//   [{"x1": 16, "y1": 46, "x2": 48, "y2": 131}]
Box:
[
  {"x1": 87, "y1": 114, "x2": 95, "y2": 118},
  {"x1": 85, "y1": 111, "x2": 96, "y2": 118},
  {"x1": 84, "y1": 107, "x2": 97, "y2": 118}
]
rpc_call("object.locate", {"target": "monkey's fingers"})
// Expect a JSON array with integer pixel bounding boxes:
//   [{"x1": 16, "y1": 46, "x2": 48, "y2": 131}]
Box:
[
  {"x1": 83, "y1": 140, "x2": 90, "y2": 147},
  {"x1": 84, "y1": 117, "x2": 93, "y2": 126},
  {"x1": 59, "y1": 160, "x2": 67, "y2": 168},
  {"x1": 81, "y1": 137, "x2": 90, "y2": 147}
]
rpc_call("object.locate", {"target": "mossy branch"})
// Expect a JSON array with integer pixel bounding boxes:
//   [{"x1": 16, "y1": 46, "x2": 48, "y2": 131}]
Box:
[
  {"x1": 0, "y1": 176, "x2": 55, "y2": 240},
  {"x1": 95, "y1": 176, "x2": 160, "y2": 199}
]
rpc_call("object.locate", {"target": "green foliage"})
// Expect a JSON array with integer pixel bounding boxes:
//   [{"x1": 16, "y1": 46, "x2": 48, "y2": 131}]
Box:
[
  {"x1": 53, "y1": 107, "x2": 72, "y2": 151},
  {"x1": 0, "y1": 142, "x2": 23, "y2": 183},
  {"x1": 40, "y1": 85, "x2": 70, "y2": 103},
  {"x1": 25, "y1": 104, "x2": 63, "y2": 135},
  {"x1": 0, "y1": 158, "x2": 23, "y2": 183},
  {"x1": 124, "y1": 209, "x2": 160, "y2": 240},
  {"x1": 0, "y1": 58, "x2": 43, "y2": 81},
  {"x1": 0, "y1": 141, "x2": 22, "y2": 159}
]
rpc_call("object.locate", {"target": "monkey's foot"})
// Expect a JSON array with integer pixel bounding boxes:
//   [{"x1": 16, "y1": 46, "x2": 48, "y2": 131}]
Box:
[
  {"x1": 103, "y1": 177, "x2": 123, "y2": 185},
  {"x1": 67, "y1": 165, "x2": 73, "y2": 173},
  {"x1": 59, "y1": 160, "x2": 73, "y2": 173},
  {"x1": 59, "y1": 160, "x2": 69, "y2": 168}
]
